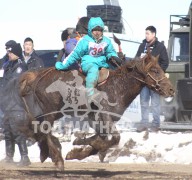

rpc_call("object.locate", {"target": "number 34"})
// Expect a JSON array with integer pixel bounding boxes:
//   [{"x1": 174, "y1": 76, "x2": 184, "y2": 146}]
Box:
[{"x1": 90, "y1": 47, "x2": 103, "y2": 55}]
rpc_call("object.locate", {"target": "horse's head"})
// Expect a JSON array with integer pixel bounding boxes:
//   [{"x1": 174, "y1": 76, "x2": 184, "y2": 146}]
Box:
[{"x1": 128, "y1": 54, "x2": 174, "y2": 97}]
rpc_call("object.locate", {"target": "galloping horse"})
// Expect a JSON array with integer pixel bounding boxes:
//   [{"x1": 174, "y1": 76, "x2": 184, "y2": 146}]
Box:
[{"x1": 15, "y1": 53, "x2": 174, "y2": 171}]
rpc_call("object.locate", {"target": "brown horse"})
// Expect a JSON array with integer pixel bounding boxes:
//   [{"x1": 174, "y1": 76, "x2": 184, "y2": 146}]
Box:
[{"x1": 18, "y1": 53, "x2": 174, "y2": 170}]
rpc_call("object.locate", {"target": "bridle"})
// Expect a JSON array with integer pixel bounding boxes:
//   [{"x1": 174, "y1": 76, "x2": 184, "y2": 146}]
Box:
[
  {"x1": 132, "y1": 72, "x2": 166, "y2": 92},
  {"x1": 128, "y1": 58, "x2": 167, "y2": 92}
]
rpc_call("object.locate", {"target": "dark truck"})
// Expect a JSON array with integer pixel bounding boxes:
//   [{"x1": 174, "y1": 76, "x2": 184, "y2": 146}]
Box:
[
  {"x1": 161, "y1": 2, "x2": 192, "y2": 130},
  {"x1": 36, "y1": 50, "x2": 59, "y2": 68}
]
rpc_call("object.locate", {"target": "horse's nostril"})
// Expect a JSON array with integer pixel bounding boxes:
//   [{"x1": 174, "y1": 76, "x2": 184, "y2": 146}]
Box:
[
  {"x1": 170, "y1": 89, "x2": 175, "y2": 95},
  {"x1": 156, "y1": 84, "x2": 161, "y2": 89}
]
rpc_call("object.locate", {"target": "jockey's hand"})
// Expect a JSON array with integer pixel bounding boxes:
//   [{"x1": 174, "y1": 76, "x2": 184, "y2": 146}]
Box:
[
  {"x1": 55, "y1": 62, "x2": 67, "y2": 70},
  {"x1": 110, "y1": 56, "x2": 123, "y2": 66},
  {"x1": 117, "y1": 52, "x2": 125, "y2": 60}
]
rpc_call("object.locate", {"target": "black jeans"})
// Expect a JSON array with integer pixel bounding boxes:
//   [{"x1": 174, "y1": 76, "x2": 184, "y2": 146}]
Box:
[{"x1": 3, "y1": 111, "x2": 28, "y2": 145}]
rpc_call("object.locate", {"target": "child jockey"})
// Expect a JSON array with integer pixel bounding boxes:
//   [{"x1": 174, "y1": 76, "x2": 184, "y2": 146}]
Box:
[{"x1": 55, "y1": 17, "x2": 120, "y2": 103}]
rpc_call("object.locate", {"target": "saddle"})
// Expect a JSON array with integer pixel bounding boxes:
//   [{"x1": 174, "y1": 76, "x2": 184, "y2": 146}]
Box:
[
  {"x1": 79, "y1": 67, "x2": 109, "y2": 86},
  {"x1": 98, "y1": 68, "x2": 109, "y2": 86}
]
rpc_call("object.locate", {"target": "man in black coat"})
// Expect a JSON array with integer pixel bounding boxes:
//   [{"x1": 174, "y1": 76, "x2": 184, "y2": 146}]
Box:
[
  {"x1": 0, "y1": 43, "x2": 31, "y2": 166},
  {"x1": 23, "y1": 37, "x2": 44, "y2": 70},
  {"x1": 0, "y1": 40, "x2": 17, "y2": 132},
  {"x1": 135, "y1": 26, "x2": 169, "y2": 132},
  {"x1": 0, "y1": 40, "x2": 17, "y2": 69},
  {"x1": 0, "y1": 44, "x2": 27, "y2": 88}
]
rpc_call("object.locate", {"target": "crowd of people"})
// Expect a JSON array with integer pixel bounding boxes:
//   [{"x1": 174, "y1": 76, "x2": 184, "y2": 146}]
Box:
[
  {"x1": 0, "y1": 37, "x2": 44, "y2": 166},
  {"x1": 0, "y1": 16, "x2": 169, "y2": 167}
]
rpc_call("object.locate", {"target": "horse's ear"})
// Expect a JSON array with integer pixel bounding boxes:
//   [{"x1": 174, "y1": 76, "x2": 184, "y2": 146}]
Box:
[
  {"x1": 144, "y1": 54, "x2": 151, "y2": 64},
  {"x1": 146, "y1": 47, "x2": 152, "y2": 58},
  {"x1": 143, "y1": 48, "x2": 152, "y2": 64},
  {"x1": 154, "y1": 55, "x2": 160, "y2": 64}
]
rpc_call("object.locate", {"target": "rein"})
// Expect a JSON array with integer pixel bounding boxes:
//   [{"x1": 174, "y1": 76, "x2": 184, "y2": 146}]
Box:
[{"x1": 128, "y1": 60, "x2": 166, "y2": 91}]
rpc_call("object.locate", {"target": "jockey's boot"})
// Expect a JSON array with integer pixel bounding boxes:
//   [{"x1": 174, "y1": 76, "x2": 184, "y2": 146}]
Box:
[
  {"x1": 1, "y1": 140, "x2": 15, "y2": 163},
  {"x1": 17, "y1": 141, "x2": 31, "y2": 167}
]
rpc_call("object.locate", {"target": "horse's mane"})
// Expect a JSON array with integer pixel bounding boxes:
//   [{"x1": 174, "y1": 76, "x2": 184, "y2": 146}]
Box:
[{"x1": 110, "y1": 54, "x2": 155, "y2": 76}]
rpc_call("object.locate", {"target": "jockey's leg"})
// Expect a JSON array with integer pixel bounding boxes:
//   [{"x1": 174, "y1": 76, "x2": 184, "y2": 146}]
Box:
[{"x1": 82, "y1": 63, "x2": 99, "y2": 99}]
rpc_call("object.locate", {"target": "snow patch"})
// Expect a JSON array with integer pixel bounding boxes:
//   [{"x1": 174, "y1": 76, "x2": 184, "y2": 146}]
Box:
[{"x1": 0, "y1": 131, "x2": 192, "y2": 164}]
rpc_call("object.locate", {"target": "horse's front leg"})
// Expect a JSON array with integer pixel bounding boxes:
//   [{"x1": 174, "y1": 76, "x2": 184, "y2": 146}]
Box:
[
  {"x1": 65, "y1": 132, "x2": 99, "y2": 160},
  {"x1": 68, "y1": 114, "x2": 120, "y2": 162},
  {"x1": 67, "y1": 131, "x2": 120, "y2": 162},
  {"x1": 73, "y1": 132, "x2": 98, "y2": 145},
  {"x1": 90, "y1": 114, "x2": 120, "y2": 162}
]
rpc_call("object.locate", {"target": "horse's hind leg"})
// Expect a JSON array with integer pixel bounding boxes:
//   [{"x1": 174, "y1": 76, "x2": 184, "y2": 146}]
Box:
[
  {"x1": 46, "y1": 133, "x2": 64, "y2": 171},
  {"x1": 65, "y1": 145, "x2": 98, "y2": 160},
  {"x1": 38, "y1": 135, "x2": 49, "y2": 163}
]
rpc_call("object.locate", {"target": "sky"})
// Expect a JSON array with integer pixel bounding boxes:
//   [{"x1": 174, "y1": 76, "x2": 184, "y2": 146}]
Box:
[{"x1": 0, "y1": 0, "x2": 191, "y2": 56}]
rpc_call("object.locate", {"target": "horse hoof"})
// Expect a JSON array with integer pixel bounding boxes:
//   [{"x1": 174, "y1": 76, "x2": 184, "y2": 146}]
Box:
[
  {"x1": 98, "y1": 150, "x2": 107, "y2": 162},
  {"x1": 56, "y1": 161, "x2": 64, "y2": 171},
  {"x1": 74, "y1": 131, "x2": 86, "y2": 138},
  {"x1": 73, "y1": 137, "x2": 86, "y2": 145}
]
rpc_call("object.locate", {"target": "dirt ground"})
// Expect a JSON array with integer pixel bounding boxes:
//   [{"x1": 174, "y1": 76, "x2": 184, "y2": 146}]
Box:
[{"x1": 0, "y1": 162, "x2": 192, "y2": 180}]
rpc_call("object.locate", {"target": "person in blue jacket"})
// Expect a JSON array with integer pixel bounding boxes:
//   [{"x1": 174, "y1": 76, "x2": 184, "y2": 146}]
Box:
[{"x1": 55, "y1": 17, "x2": 120, "y2": 103}]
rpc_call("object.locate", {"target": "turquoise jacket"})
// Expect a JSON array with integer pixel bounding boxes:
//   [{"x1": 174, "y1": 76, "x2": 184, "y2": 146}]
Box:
[{"x1": 61, "y1": 17, "x2": 118, "y2": 71}]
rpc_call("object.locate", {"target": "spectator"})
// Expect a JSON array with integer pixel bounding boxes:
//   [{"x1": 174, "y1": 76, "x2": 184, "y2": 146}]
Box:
[
  {"x1": 76, "y1": 16, "x2": 90, "y2": 37},
  {"x1": 135, "y1": 26, "x2": 169, "y2": 132},
  {"x1": 0, "y1": 40, "x2": 17, "y2": 140},
  {"x1": 0, "y1": 43, "x2": 31, "y2": 166},
  {"x1": 0, "y1": 40, "x2": 17, "y2": 69},
  {"x1": 57, "y1": 28, "x2": 80, "y2": 70},
  {"x1": 23, "y1": 37, "x2": 44, "y2": 70}
]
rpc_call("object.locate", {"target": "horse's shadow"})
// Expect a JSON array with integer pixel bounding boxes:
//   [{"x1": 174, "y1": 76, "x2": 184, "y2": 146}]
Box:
[{"x1": 13, "y1": 168, "x2": 168, "y2": 179}]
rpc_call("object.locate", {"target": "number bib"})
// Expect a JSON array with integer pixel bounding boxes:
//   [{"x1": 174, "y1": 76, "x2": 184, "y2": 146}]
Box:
[{"x1": 88, "y1": 42, "x2": 107, "y2": 57}]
